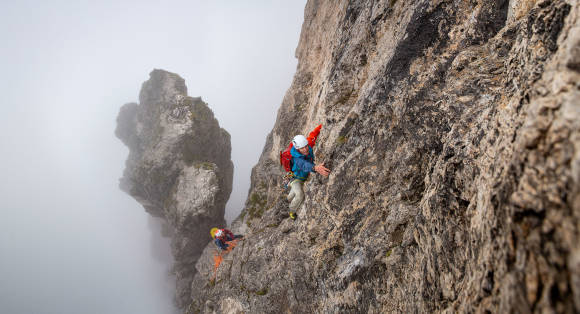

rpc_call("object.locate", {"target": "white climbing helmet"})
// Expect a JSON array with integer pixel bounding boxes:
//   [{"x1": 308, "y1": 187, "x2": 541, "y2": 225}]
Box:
[
  {"x1": 215, "y1": 229, "x2": 223, "y2": 238},
  {"x1": 292, "y1": 135, "x2": 308, "y2": 149}
]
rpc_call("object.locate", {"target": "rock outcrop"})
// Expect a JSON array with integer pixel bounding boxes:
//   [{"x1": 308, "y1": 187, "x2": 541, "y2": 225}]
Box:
[
  {"x1": 187, "y1": 0, "x2": 580, "y2": 313},
  {"x1": 115, "y1": 69, "x2": 233, "y2": 308}
]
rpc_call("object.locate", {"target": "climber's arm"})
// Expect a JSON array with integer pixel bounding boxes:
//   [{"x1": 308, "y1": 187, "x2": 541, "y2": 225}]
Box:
[
  {"x1": 293, "y1": 157, "x2": 315, "y2": 173},
  {"x1": 307, "y1": 124, "x2": 322, "y2": 147}
]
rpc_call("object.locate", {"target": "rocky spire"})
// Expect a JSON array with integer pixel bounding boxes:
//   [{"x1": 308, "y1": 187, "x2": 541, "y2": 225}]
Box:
[{"x1": 115, "y1": 69, "x2": 233, "y2": 308}]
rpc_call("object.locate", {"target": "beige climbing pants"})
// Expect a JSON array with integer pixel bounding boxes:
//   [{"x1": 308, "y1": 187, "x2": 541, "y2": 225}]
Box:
[{"x1": 286, "y1": 179, "x2": 305, "y2": 211}]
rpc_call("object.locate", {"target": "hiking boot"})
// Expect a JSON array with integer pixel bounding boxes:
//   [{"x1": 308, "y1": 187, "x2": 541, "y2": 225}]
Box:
[{"x1": 289, "y1": 212, "x2": 296, "y2": 220}]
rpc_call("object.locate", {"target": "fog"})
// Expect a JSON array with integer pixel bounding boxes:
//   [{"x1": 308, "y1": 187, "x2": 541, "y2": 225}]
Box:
[{"x1": 0, "y1": 1, "x2": 305, "y2": 313}]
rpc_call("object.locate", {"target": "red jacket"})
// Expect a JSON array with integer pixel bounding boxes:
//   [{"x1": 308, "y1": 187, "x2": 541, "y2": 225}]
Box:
[{"x1": 216, "y1": 228, "x2": 234, "y2": 242}]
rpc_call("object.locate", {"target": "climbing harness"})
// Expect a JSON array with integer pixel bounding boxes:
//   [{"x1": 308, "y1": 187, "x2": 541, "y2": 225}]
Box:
[{"x1": 282, "y1": 172, "x2": 294, "y2": 189}]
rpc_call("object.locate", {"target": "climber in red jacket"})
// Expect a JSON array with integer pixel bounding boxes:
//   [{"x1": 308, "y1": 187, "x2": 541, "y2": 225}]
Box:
[{"x1": 211, "y1": 227, "x2": 243, "y2": 250}]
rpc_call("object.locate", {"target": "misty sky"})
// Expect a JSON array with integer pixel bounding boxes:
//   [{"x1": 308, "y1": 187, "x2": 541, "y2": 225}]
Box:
[{"x1": 0, "y1": 1, "x2": 305, "y2": 313}]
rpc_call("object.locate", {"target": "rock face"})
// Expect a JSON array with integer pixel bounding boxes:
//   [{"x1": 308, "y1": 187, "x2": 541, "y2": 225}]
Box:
[
  {"x1": 115, "y1": 69, "x2": 233, "y2": 308},
  {"x1": 186, "y1": 0, "x2": 580, "y2": 313}
]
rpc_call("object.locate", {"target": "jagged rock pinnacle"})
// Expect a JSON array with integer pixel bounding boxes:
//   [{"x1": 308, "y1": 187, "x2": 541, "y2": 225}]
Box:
[{"x1": 115, "y1": 69, "x2": 233, "y2": 308}]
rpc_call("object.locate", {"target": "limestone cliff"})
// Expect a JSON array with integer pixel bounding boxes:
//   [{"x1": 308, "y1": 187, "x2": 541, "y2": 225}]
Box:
[
  {"x1": 115, "y1": 69, "x2": 233, "y2": 308},
  {"x1": 187, "y1": 0, "x2": 580, "y2": 313}
]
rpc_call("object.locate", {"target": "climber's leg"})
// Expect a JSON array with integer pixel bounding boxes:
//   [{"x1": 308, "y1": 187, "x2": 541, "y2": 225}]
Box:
[
  {"x1": 286, "y1": 187, "x2": 296, "y2": 202},
  {"x1": 289, "y1": 180, "x2": 305, "y2": 211}
]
